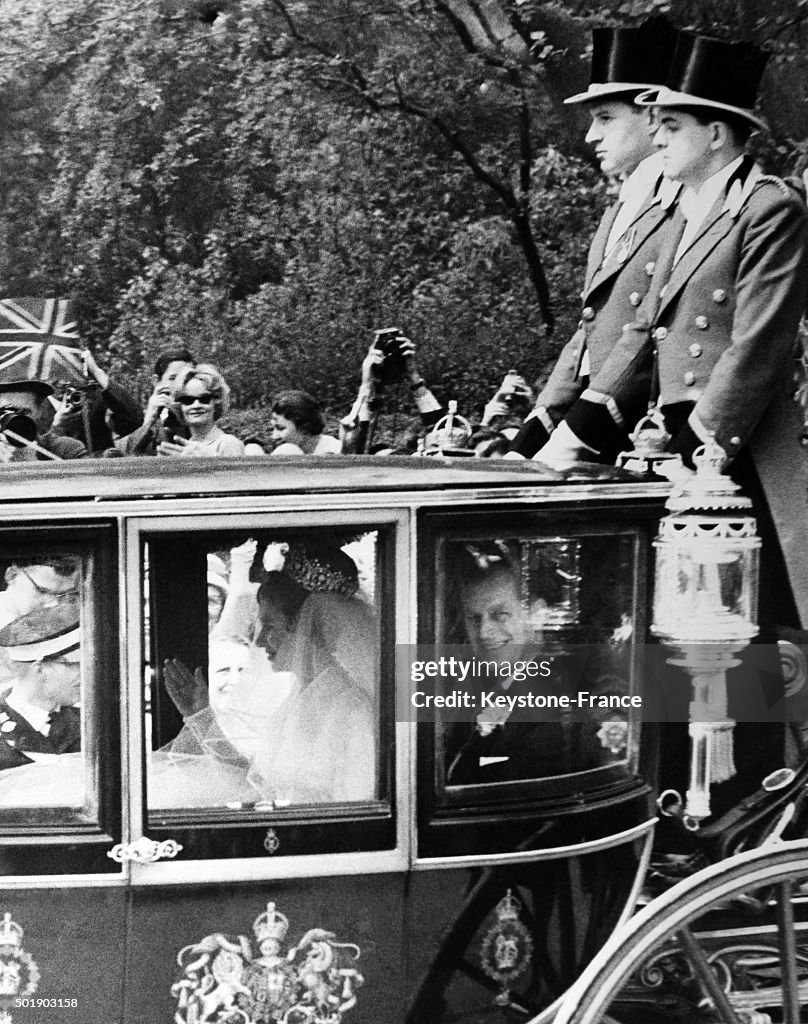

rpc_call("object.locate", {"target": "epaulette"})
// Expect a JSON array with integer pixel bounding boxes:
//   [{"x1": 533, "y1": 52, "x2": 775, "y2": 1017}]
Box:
[{"x1": 753, "y1": 173, "x2": 796, "y2": 200}]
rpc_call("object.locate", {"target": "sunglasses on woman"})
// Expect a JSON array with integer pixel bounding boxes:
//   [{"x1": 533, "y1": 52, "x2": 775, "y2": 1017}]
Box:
[{"x1": 177, "y1": 393, "x2": 215, "y2": 407}]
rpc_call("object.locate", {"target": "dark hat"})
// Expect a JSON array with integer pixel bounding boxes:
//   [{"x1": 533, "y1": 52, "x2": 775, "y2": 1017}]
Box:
[
  {"x1": 636, "y1": 33, "x2": 769, "y2": 130},
  {"x1": 0, "y1": 597, "x2": 81, "y2": 662},
  {"x1": 0, "y1": 379, "x2": 53, "y2": 399},
  {"x1": 565, "y1": 17, "x2": 678, "y2": 105}
]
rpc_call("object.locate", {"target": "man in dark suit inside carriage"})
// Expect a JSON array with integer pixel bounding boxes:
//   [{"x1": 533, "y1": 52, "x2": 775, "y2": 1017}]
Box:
[
  {"x1": 509, "y1": 16, "x2": 682, "y2": 461},
  {"x1": 0, "y1": 600, "x2": 82, "y2": 770},
  {"x1": 446, "y1": 552, "x2": 600, "y2": 786}
]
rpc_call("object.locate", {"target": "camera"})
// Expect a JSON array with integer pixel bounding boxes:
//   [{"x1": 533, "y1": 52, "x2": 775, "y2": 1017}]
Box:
[
  {"x1": 499, "y1": 370, "x2": 527, "y2": 408},
  {"x1": 158, "y1": 406, "x2": 185, "y2": 444},
  {"x1": 0, "y1": 408, "x2": 37, "y2": 445},
  {"x1": 59, "y1": 382, "x2": 99, "y2": 408},
  {"x1": 64, "y1": 388, "x2": 84, "y2": 408},
  {"x1": 372, "y1": 327, "x2": 406, "y2": 388}
]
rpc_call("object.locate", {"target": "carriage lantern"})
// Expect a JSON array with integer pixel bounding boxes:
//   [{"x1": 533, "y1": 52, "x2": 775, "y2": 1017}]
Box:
[{"x1": 651, "y1": 436, "x2": 760, "y2": 822}]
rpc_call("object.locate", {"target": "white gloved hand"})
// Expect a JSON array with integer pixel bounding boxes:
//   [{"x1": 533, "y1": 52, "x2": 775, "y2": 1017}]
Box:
[
  {"x1": 533, "y1": 420, "x2": 598, "y2": 467},
  {"x1": 653, "y1": 459, "x2": 695, "y2": 485}
]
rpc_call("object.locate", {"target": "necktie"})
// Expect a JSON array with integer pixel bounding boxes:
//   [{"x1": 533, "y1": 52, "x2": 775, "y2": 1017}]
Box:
[{"x1": 47, "y1": 706, "x2": 81, "y2": 753}]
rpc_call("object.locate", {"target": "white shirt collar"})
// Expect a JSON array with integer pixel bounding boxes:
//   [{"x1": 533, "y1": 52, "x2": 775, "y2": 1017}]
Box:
[
  {"x1": 679, "y1": 155, "x2": 746, "y2": 225},
  {"x1": 605, "y1": 154, "x2": 666, "y2": 261},
  {"x1": 5, "y1": 689, "x2": 51, "y2": 735},
  {"x1": 617, "y1": 152, "x2": 665, "y2": 205}
]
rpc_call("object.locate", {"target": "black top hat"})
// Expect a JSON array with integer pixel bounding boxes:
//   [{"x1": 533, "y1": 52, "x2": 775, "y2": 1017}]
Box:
[
  {"x1": 0, "y1": 379, "x2": 54, "y2": 399},
  {"x1": 636, "y1": 33, "x2": 769, "y2": 129},
  {"x1": 565, "y1": 17, "x2": 678, "y2": 105}
]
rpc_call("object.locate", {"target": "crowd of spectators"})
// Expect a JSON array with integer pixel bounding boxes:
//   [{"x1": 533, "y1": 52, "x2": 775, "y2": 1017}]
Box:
[{"x1": 0, "y1": 331, "x2": 538, "y2": 463}]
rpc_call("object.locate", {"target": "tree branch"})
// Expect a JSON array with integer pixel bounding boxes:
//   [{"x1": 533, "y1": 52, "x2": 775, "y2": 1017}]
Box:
[{"x1": 392, "y1": 74, "x2": 553, "y2": 328}]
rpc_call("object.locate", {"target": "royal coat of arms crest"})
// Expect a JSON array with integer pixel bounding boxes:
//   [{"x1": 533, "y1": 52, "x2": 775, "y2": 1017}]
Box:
[{"x1": 172, "y1": 901, "x2": 363, "y2": 1024}]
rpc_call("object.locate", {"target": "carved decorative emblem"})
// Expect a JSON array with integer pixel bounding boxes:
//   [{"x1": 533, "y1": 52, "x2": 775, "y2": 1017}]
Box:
[
  {"x1": 479, "y1": 889, "x2": 533, "y2": 1007},
  {"x1": 0, "y1": 913, "x2": 40, "y2": 1024},
  {"x1": 172, "y1": 901, "x2": 363, "y2": 1024},
  {"x1": 263, "y1": 829, "x2": 280, "y2": 855},
  {"x1": 597, "y1": 715, "x2": 629, "y2": 755},
  {"x1": 107, "y1": 836, "x2": 183, "y2": 864}
]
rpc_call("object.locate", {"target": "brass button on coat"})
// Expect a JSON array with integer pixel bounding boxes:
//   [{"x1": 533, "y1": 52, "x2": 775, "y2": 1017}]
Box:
[
  {"x1": 582, "y1": 307, "x2": 595, "y2": 321},
  {"x1": 684, "y1": 371, "x2": 696, "y2": 386},
  {"x1": 688, "y1": 344, "x2": 702, "y2": 358},
  {"x1": 645, "y1": 261, "x2": 656, "y2": 276},
  {"x1": 653, "y1": 326, "x2": 668, "y2": 341},
  {"x1": 695, "y1": 315, "x2": 709, "y2": 330},
  {"x1": 629, "y1": 292, "x2": 641, "y2": 307},
  {"x1": 712, "y1": 289, "x2": 727, "y2": 303}
]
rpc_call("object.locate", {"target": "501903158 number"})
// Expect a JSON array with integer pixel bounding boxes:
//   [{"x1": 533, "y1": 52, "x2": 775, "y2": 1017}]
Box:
[{"x1": 14, "y1": 999, "x2": 78, "y2": 1008}]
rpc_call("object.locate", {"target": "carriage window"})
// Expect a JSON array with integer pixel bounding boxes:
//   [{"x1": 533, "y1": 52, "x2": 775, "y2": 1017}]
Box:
[
  {"x1": 0, "y1": 547, "x2": 105, "y2": 830},
  {"x1": 433, "y1": 533, "x2": 640, "y2": 793},
  {"x1": 143, "y1": 530, "x2": 385, "y2": 827}
]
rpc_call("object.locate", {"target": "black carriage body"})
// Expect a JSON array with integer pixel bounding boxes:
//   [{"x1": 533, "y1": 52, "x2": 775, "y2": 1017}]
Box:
[{"x1": 0, "y1": 456, "x2": 669, "y2": 1023}]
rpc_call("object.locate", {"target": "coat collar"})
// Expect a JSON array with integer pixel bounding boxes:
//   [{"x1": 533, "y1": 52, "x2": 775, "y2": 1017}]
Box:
[
  {"x1": 654, "y1": 159, "x2": 761, "y2": 320},
  {"x1": 585, "y1": 177, "x2": 681, "y2": 297}
]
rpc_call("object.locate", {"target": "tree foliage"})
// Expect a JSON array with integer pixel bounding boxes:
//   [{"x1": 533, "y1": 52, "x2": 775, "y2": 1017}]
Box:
[{"x1": 0, "y1": 0, "x2": 804, "y2": 427}]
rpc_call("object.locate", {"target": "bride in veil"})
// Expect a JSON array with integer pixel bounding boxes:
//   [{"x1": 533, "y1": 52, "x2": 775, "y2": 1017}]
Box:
[
  {"x1": 249, "y1": 547, "x2": 378, "y2": 805},
  {"x1": 158, "y1": 543, "x2": 378, "y2": 808}
]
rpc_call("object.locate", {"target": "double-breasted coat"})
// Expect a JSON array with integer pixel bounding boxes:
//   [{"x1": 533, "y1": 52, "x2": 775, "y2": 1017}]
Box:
[
  {"x1": 511, "y1": 169, "x2": 681, "y2": 458},
  {"x1": 585, "y1": 159, "x2": 808, "y2": 627}
]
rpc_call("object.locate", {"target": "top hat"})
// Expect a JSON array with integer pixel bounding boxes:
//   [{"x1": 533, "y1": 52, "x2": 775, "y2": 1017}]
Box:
[
  {"x1": 0, "y1": 379, "x2": 53, "y2": 400},
  {"x1": 564, "y1": 17, "x2": 678, "y2": 105},
  {"x1": 0, "y1": 597, "x2": 81, "y2": 662},
  {"x1": 636, "y1": 33, "x2": 769, "y2": 130}
]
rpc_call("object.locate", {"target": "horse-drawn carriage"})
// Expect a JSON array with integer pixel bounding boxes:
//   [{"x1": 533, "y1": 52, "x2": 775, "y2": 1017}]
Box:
[{"x1": 0, "y1": 455, "x2": 803, "y2": 1023}]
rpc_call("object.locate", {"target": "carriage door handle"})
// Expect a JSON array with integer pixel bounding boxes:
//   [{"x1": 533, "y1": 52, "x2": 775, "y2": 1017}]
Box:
[{"x1": 107, "y1": 836, "x2": 183, "y2": 863}]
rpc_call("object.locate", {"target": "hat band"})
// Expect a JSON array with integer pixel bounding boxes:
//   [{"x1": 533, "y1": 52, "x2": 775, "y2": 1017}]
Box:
[
  {"x1": 4, "y1": 627, "x2": 81, "y2": 662},
  {"x1": 637, "y1": 86, "x2": 767, "y2": 130}
]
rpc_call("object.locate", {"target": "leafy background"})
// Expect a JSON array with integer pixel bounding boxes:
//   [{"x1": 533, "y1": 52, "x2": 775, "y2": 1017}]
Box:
[{"x1": 1, "y1": 0, "x2": 806, "y2": 436}]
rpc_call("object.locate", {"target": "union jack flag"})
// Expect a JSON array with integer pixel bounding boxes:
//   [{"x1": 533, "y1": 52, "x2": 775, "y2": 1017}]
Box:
[{"x1": 0, "y1": 297, "x2": 84, "y2": 387}]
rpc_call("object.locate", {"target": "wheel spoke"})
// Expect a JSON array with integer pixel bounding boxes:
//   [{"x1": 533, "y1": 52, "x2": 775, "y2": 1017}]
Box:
[
  {"x1": 676, "y1": 925, "x2": 743, "y2": 1024},
  {"x1": 775, "y1": 879, "x2": 800, "y2": 1024}
]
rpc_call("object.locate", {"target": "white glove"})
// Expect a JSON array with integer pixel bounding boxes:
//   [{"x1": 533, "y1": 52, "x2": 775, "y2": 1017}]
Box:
[{"x1": 533, "y1": 421, "x2": 598, "y2": 467}]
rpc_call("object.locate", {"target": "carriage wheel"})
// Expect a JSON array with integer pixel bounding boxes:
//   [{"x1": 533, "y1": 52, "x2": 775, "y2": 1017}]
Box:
[{"x1": 548, "y1": 839, "x2": 808, "y2": 1024}]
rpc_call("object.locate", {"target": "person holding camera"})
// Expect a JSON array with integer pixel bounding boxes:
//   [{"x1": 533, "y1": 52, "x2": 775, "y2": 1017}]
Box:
[
  {"x1": 49, "y1": 349, "x2": 142, "y2": 456},
  {"x1": 269, "y1": 390, "x2": 341, "y2": 456},
  {"x1": 156, "y1": 364, "x2": 245, "y2": 457},
  {"x1": 340, "y1": 332, "x2": 442, "y2": 454},
  {"x1": 480, "y1": 371, "x2": 535, "y2": 442},
  {"x1": 0, "y1": 379, "x2": 86, "y2": 462},
  {"x1": 115, "y1": 345, "x2": 196, "y2": 456}
]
